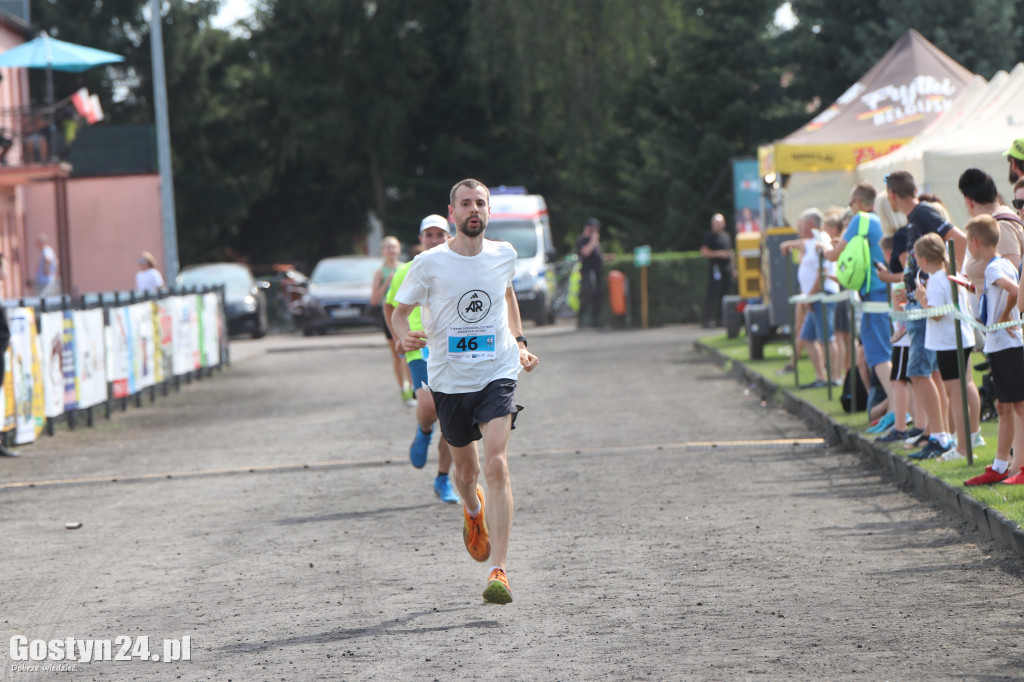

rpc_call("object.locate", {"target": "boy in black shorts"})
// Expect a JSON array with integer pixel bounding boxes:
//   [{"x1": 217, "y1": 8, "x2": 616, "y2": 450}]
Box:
[{"x1": 963, "y1": 216, "x2": 1024, "y2": 484}]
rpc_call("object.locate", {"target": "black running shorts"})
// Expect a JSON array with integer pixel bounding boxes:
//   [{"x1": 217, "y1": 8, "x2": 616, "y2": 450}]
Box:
[
  {"x1": 989, "y1": 347, "x2": 1024, "y2": 404},
  {"x1": 431, "y1": 378, "x2": 522, "y2": 448},
  {"x1": 935, "y1": 347, "x2": 972, "y2": 382}
]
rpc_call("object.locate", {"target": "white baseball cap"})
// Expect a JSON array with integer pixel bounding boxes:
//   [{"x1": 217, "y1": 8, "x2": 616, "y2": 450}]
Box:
[{"x1": 419, "y1": 214, "x2": 450, "y2": 234}]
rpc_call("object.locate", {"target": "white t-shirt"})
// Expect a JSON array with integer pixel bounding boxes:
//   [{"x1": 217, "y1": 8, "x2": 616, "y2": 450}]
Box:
[
  {"x1": 135, "y1": 268, "x2": 165, "y2": 293},
  {"x1": 982, "y1": 257, "x2": 1023, "y2": 354},
  {"x1": 797, "y1": 233, "x2": 838, "y2": 295},
  {"x1": 395, "y1": 239, "x2": 521, "y2": 394},
  {"x1": 924, "y1": 270, "x2": 973, "y2": 351}
]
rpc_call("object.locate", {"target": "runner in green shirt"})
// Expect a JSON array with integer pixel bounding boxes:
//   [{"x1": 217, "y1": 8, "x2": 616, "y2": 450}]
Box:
[{"x1": 384, "y1": 214, "x2": 459, "y2": 503}]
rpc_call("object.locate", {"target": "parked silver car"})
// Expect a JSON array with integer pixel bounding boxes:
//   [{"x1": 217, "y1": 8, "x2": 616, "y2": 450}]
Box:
[
  {"x1": 176, "y1": 262, "x2": 269, "y2": 338},
  {"x1": 299, "y1": 255, "x2": 384, "y2": 335}
]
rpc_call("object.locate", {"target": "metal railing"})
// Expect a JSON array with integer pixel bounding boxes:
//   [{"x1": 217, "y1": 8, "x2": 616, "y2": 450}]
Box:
[{"x1": 1, "y1": 284, "x2": 228, "y2": 449}]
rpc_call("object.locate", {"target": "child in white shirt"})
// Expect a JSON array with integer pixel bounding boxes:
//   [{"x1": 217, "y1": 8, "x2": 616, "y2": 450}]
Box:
[
  {"x1": 963, "y1": 216, "x2": 1024, "y2": 485},
  {"x1": 914, "y1": 233, "x2": 980, "y2": 460}
]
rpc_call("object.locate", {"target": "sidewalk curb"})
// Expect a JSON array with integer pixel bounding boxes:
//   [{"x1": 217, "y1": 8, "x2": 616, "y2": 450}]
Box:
[{"x1": 695, "y1": 340, "x2": 1024, "y2": 560}]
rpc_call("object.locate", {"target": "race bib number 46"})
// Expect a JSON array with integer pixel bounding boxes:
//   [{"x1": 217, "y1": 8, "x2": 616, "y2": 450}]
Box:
[{"x1": 447, "y1": 324, "x2": 496, "y2": 360}]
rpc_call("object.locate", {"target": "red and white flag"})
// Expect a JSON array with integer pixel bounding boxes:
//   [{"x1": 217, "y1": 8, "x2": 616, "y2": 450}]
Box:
[{"x1": 70, "y1": 88, "x2": 103, "y2": 124}]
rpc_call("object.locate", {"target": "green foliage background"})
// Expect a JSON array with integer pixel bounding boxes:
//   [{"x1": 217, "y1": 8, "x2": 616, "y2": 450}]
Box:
[{"x1": 26, "y1": 0, "x2": 1024, "y2": 269}]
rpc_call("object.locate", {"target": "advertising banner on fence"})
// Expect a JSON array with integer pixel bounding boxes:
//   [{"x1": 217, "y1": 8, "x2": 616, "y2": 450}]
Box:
[
  {"x1": 0, "y1": 292, "x2": 225, "y2": 442},
  {"x1": 39, "y1": 311, "x2": 66, "y2": 419},
  {"x1": 202, "y1": 293, "x2": 220, "y2": 368},
  {"x1": 61, "y1": 310, "x2": 78, "y2": 411},
  {"x1": 130, "y1": 302, "x2": 156, "y2": 390},
  {"x1": 172, "y1": 296, "x2": 199, "y2": 376},
  {"x1": 155, "y1": 299, "x2": 172, "y2": 384},
  {"x1": 106, "y1": 306, "x2": 131, "y2": 399},
  {"x1": 9, "y1": 307, "x2": 37, "y2": 444},
  {"x1": 32, "y1": 331, "x2": 45, "y2": 438},
  {"x1": 73, "y1": 309, "x2": 107, "y2": 409}
]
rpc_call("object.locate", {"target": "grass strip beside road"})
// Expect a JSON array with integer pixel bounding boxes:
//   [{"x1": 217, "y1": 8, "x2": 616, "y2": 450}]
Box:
[{"x1": 701, "y1": 333, "x2": 1024, "y2": 528}]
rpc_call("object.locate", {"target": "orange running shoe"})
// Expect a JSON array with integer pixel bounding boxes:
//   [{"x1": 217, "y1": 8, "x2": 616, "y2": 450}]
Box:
[
  {"x1": 483, "y1": 567, "x2": 512, "y2": 604},
  {"x1": 463, "y1": 485, "x2": 490, "y2": 562}
]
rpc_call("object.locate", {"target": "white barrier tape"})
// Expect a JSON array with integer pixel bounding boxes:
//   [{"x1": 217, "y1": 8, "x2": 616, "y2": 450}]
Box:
[
  {"x1": 786, "y1": 289, "x2": 1024, "y2": 334},
  {"x1": 788, "y1": 291, "x2": 858, "y2": 305}
]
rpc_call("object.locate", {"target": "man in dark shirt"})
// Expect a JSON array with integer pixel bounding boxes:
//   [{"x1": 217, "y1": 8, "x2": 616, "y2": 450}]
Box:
[
  {"x1": 700, "y1": 213, "x2": 735, "y2": 328},
  {"x1": 575, "y1": 217, "x2": 604, "y2": 328}
]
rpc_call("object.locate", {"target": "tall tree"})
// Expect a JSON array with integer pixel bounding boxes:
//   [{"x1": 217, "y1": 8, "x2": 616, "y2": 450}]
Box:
[{"x1": 596, "y1": 0, "x2": 810, "y2": 250}]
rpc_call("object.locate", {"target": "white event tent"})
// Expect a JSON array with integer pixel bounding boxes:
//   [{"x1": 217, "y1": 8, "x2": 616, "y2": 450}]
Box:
[{"x1": 859, "y1": 63, "x2": 1024, "y2": 230}]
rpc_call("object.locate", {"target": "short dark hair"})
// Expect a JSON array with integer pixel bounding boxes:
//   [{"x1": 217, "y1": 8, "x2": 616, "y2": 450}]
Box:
[
  {"x1": 885, "y1": 171, "x2": 915, "y2": 199},
  {"x1": 958, "y1": 167, "x2": 998, "y2": 204},
  {"x1": 449, "y1": 178, "x2": 490, "y2": 207},
  {"x1": 851, "y1": 182, "x2": 876, "y2": 207}
]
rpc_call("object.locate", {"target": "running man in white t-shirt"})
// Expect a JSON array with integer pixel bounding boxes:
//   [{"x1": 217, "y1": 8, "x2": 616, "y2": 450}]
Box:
[{"x1": 392, "y1": 178, "x2": 540, "y2": 604}]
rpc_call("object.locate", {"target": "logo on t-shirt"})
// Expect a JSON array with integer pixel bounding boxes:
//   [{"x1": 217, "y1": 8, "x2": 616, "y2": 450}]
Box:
[{"x1": 458, "y1": 290, "x2": 491, "y2": 323}]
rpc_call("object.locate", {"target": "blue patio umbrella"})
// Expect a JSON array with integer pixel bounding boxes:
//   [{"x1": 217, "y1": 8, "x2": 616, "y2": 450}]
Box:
[{"x1": 0, "y1": 32, "x2": 124, "y2": 159}]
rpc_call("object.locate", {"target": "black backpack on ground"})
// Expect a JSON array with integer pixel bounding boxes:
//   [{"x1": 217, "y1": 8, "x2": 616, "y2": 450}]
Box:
[{"x1": 840, "y1": 368, "x2": 867, "y2": 413}]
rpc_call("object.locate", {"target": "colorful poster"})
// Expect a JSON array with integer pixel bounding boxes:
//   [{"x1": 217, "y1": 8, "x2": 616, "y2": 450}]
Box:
[
  {"x1": 2, "y1": 346, "x2": 12, "y2": 433},
  {"x1": 155, "y1": 299, "x2": 172, "y2": 384},
  {"x1": 130, "y1": 302, "x2": 156, "y2": 390},
  {"x1": 61, "y1": 310, "x2": 78, "y2": 410},
  {"x1": 8, "y1": 307, "x2": 36, "y2": 445},
  {"x1": 32, "y1": 331, "x2": 45, "y2": 438},
  {"x1": 172, "y1": 295, "x2": 199, "y2": 376},
  {"x1": 106, "y1": 306, "x2": 132, "y2": 399},
  {"x1": 732, "y1": 158, "x2": 762, "y2": 234},
  {"x1": 39, "y1": 311, "x2": 66, "y2": 419},
  {"x1": 201, "y1": 292, "x2": 220, "y2": 368},
  {"x1": 73, "y1": 309, "x2": 107, "y2": 409}
]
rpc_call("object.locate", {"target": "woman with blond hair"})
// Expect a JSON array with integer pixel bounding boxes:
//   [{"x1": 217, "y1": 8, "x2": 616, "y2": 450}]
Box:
[
  {"x1": 371, "y1": 236, "x2": 414, "y2": 406},
  {"x1": 135, "y1": 251, "x2": 165, "y2": 293},
  {"x1": 874, "y1": 192, "x2": 906, "y2": 237}
]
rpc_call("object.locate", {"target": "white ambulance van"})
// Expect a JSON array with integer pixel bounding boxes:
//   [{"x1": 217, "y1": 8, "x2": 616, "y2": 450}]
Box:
[{"x1": 486, "y1": 187, "x2": 556, "y2": 325}]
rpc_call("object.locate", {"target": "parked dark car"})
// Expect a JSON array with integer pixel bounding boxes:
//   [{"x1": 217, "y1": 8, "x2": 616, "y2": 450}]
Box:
[
  {"x1": 299, "y1": 255, "x2": 383, "y2": 335},
  {"x1": 176, "y1": 262, "x2": 269, "y2": 338}
]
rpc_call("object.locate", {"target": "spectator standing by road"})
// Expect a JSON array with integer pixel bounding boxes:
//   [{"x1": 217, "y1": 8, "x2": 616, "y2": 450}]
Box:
[
  {"x1": 1005, "y1": 137, "x2": 1024, "y2": 186},
  {"x1": 964, "y1": 216, "x2": 1024, "y2": 484},
  {"x1": 885, "y1": 171, "x2": 967, "y2": 460},
  {"x1": 779, "y1": 208, "x2": 837, "y2": 388},
  {"x1": 392, "y1": 178, "x2": 539, "y2": 605},
  {"x1": 134, "y1": 251, "x2": 165, "y2": 294},
  {"x1": 373, "y1": 236, "x2": 414, "y2": 406},
  {"x1": 700, "y1": 213, "x2": 735, "y2": 328},
  {"x1": 1014, "y1": 177, "x2": 1024, "y2": 223},
  {"x1": 913, "y1": 234, "x2": 979, "y2": 461},
  {"x1": 576, "y1": 217, "x2": 604, "y2": 328},
  {"x1": 823, "y1": 183, "x2": 894, "y2": 413},
  {"x1": 958, "y1": 167, "x2": 1024, "y2": 293},
  {"x1": 383, "y1": 215, "x2": 459, "y2": 504},
  {"x1": 33, "y1": 234, "x2": 58, "y2": 296}
]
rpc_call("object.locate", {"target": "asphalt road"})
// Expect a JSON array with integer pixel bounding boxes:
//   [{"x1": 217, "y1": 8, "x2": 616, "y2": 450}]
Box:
[{"x1": 1, "y1": 322, "x2": 1023, "y2": 681}]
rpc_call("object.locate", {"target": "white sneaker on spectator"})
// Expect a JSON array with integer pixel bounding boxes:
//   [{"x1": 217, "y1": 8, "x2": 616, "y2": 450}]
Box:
[{"x1": 938, "y1": 448, "x2": 966, "y2": 462}]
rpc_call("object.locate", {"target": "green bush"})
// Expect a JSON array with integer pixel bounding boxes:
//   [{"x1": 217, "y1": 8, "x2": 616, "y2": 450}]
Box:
[{"x1": 603, "y1": 251, "x2": 732, "y2": 328}]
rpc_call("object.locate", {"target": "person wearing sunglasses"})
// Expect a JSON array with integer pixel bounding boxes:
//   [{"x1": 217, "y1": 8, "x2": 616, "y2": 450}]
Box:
[
  {"x1": 958, "y1": 167, "x2": 1024, "y2": 295},
  {"x1": 1012, "y1": 177, "x2": 1024, "y2": 220}
]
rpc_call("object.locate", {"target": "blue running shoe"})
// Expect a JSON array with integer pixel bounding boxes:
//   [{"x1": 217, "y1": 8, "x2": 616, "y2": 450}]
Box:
[
  {"x1": 410, "y1": 427, "x2": 432, "y2": 468},
  {"x1": 866, "y1": 411, "x2": 895, "y2": 434},
  {"x1": 909, "y1": 439, "x2": 945, "y2": 460},
  {"x1": 434, "y1": 474, "x2": 460, "y2": 504}
]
